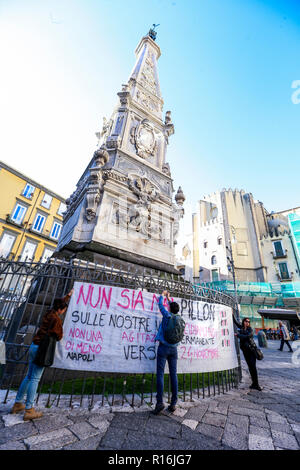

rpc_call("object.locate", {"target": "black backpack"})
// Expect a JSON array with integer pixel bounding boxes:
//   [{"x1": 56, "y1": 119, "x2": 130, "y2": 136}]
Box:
[{"x1": 164, "y1": 313, "x2": 185, "y2": 344}]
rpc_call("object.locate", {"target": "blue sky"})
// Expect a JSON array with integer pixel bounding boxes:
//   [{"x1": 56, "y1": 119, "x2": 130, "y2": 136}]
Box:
[{"x1": 1, "y1": 0, "x2": 300, "y2": 216}]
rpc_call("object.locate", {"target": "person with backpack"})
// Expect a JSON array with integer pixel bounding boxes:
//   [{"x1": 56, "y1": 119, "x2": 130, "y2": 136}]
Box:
[{"x1": 152, "y1": 290, "x2": 185, "y2": 415}]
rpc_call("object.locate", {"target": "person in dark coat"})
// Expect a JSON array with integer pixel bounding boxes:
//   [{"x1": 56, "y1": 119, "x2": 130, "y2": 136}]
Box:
[
  {"x1": 232, "y1": 314, "x2": 262, "y2": 391},
  {"x1": 11, "y1": 289, "x2": 73, "y2": 420}
]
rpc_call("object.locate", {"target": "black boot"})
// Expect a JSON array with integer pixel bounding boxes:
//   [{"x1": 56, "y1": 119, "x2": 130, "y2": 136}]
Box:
[{"x1": 151, "y1": 403, "x2": 165, "y2": 415}]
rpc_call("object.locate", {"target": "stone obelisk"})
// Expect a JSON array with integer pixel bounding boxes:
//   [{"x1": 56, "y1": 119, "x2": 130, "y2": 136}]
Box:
[{"x1": 57, "y1": 27, "x2": 185, "y2": 273}]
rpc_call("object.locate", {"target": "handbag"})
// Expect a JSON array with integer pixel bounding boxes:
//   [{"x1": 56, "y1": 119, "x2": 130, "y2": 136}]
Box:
[
  {"x1": 33, "y1": 334, "x2": 57, "y2": 367},
  {"x1": 249, "y1": 338, "x2": 264, "y2": 361}
]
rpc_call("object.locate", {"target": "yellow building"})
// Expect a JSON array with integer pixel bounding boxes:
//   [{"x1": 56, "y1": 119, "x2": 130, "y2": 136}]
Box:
[{"x1": 0, "y1": 161, "x2": 66, "y2": 262}]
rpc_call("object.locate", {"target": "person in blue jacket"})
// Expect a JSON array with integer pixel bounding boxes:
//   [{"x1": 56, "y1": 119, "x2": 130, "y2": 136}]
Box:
[{"x1": 152, "y1": 290, "x2": 180, "y2": 415}]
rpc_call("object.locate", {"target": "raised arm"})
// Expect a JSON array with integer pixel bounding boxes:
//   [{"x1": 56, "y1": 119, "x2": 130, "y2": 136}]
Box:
[
  {"x1": 232, "y1": 312, "x2": 242, "y2": 329},
  {"x1": 158, "y1": 291, "x2": 171, "y2": 319}
]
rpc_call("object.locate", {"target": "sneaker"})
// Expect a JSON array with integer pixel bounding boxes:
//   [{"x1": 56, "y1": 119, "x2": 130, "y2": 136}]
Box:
[
  {"x1": 151, "y1": 403, "x2": 165, "y2": 415},
  {"x1": 167, "y1": 405, "x2": 176, "y2": 413}
]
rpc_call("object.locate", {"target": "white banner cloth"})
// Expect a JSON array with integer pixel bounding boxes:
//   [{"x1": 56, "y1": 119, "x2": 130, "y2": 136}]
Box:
[{"x1": 52, "y1": 281, "x2": 238, "y2": 373}]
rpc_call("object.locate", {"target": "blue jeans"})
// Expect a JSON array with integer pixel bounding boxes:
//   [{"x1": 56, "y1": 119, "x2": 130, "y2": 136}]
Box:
[
  {"x1": 156, "y1": 343, "x2": 178, "y2": 406},
  {"x1": 15, "y1": 343, "x2": 44, "y2": 409}
]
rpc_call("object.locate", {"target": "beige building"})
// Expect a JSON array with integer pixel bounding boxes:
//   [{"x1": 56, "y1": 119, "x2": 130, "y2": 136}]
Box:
[
  {"x1": 192, "y1": 189, "x2": 269, "y2": 283},
  {"x1": 193, "y1": 189, "x2": 300, "y2": 286}
]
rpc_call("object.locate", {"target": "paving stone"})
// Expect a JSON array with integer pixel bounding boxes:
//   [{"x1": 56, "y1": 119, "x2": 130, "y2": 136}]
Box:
[
  {"x1": 24, "y1": 428, "x2": 77, "y2": 450},
  {"x1": 269, "y1": 421, "x2": 293, "y2": 434},
  {"x1": 184, "y1": 404, "x2": 209, "y2": 421},
  {"x1": 229, "y1": 406, "x2": 266, "y2": 419},
  {"x1": 271, "y1": 430, "x2": 300, "y2": 450},
  {"x1": 266, "y1": 411, "x2": 288, "y2": 424},
  {"x1": 196, "y1": 423, "x2": 224, "y2": 441},
  {"x1": 249, "y1": 415, "x2": 270, "y2": 429},
  {"x1": 99, "y1": 424, "x2": 127, "y2": 449},
  {"x1": 121, "y1": 430, "x2": 174, "y2": 450},
  {"x1": 227, "y1": 412, "x2": 249, "y2": 431},
  {"x1": 173, "y1": 408, "x2": 188, "y2": 418},
  {"x1": 291, "y1": 423, "x2": 300, "y2": 433},
  {"x1": 170, "y1": 439, "x2": 200, "y2": 451},
  {"x1": 0, "y1": 421, "x2": 37, "y2": 445},
  {"x1": 2, "y1": 413, "x2": 25, "y2": 427},
  {"x1": 181, "y1": 424, "x2": 225, "y2": 450},
  {"x1": 109, "y1": 412, "x2": 149, "y2": 431},
  {"x1": 0, "y1": 440, "x2": 27, "y2": 450},
  {"x1": 146, "y1": 415, "x2": 181, "y2": 439},
  {"x1": 68, "y1": 421, "x2": 100, "y2": 440},
  {"x1": 63, "y1": 434, "x2": 103, "y2": 450},
  {"x1": 32, "y1": 413, "x2": 74, "y2": 433},
  {"x1": 249, "y1": 425, "x2": 271, "y2": 438},
  {"x1": 88, "y1": 416, "x2": 111, "y2": 434},
  {"x1": 182, "y1": 419, "x2": 198, "y2": 430},
  {"x1": 249, "y1": 434, "x2": 274, "y2": 450},
  {"x1": 202, "y1": 412, "x2": 226, "y2": 428},
  {"x1": 222, "y1": 423, "x2": 248, "y2": 450}
]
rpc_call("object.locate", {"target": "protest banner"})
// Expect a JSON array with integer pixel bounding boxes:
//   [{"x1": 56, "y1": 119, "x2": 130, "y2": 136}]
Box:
[{"x1": 53, "y1": 281, "x2": 238, "y2": 373}]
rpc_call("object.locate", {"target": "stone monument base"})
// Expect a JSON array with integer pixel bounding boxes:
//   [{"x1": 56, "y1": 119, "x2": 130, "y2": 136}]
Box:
[{"x1": 56, "y1": 241, "x2": 180, "y2": 275}]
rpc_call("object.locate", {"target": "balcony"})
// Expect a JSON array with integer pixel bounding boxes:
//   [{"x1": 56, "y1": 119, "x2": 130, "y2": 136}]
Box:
[
  {"x1": 271, "y1": 249, "x2": 287, "y2": 259},
  {"x1": 5, "y1": 215, "x2": 24, "y2": 228},
  {"x1": 276, "y1": 272, "x2": 293, "y2": 282}
]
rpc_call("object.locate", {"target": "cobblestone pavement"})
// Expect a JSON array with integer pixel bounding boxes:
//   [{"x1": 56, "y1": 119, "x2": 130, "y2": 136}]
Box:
[{"x1": 0, "y1": 340, "x2": 299, "y2": 451}]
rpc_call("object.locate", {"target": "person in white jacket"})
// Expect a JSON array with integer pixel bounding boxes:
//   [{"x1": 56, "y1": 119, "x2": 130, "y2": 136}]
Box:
[{"x1": 278, "y1": 321, "x2": 293, "y2": 352}]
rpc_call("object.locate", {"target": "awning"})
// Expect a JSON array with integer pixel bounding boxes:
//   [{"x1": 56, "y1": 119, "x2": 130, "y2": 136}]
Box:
[{"x1": 257, "y1": 308, "x2": 300, "y2": 322}]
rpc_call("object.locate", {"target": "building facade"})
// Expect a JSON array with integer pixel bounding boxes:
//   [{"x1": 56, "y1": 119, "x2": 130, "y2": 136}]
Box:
[
  {"x1": 192, "y1": 189, "x2": 300, "y2": 328},
  {"x1": 0, "y1": 161, "x2": 66, "y2": 262},
  {"x1": 192, "y1": 189, "x2": 269, "y2": 283}
]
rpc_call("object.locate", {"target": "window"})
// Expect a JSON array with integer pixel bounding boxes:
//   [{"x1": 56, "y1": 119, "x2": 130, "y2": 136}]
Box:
[
  {"x1": 20, "y1": 240, "x2": 37, "y2": 261},
  {"x1": 204, "y1": 241, "x2": 208, "y2": 249},
  {"x1": 41, "y1": 193, "x2": 53, "y2": 209},
  {"x1": 211, "y1": 255, "x2": 217, "y2": 265},
  {"x1": 217, "y1": 236, "x2": 222, "y2": 245},
  {"x1": 32, "y1": 213, "x2": 46, "y2": 233},
  {"x1": 11, "y1": 203, "x2": 27, "y2": 224},
  {"x1": 0, "y1": 233, "x2": 16, "y2": 258},
  {"x1": 22, "y1": 183, "x2": 35, "y2": 199},
  {"x1": 57, "y1": 202, "x2": 67, "y2": 216},
  {"x1": 278, "y1": 262, "x2": 290, "y2": 280},
  {"x1": 273, "y1": 241, "x2": 285, "y2": 257},
  {"x1": 50, "y1": 222, "x2": 62, "y2": 240},
  {"x1": 41, "y1": 247, "x2": 54, "y2": 263}
]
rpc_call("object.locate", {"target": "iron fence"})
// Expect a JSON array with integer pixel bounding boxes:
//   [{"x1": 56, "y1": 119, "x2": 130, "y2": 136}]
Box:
[{"x1": 0, "y1": 257, "x2": 241, "y2": 409}]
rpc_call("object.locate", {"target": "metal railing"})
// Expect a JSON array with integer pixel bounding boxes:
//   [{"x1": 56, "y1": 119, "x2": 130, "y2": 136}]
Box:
[{"x1": 0, "y1": 256, "x2": 241, "y2": 408}]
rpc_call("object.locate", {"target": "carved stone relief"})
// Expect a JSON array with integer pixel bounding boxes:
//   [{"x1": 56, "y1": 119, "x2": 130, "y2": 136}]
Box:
[
  {"x1": 116, "y1": 156, "x2": 172, "y2": 199},
  {"x1": 130, "y1": 119, "x2": 157, "y2": 159}
]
